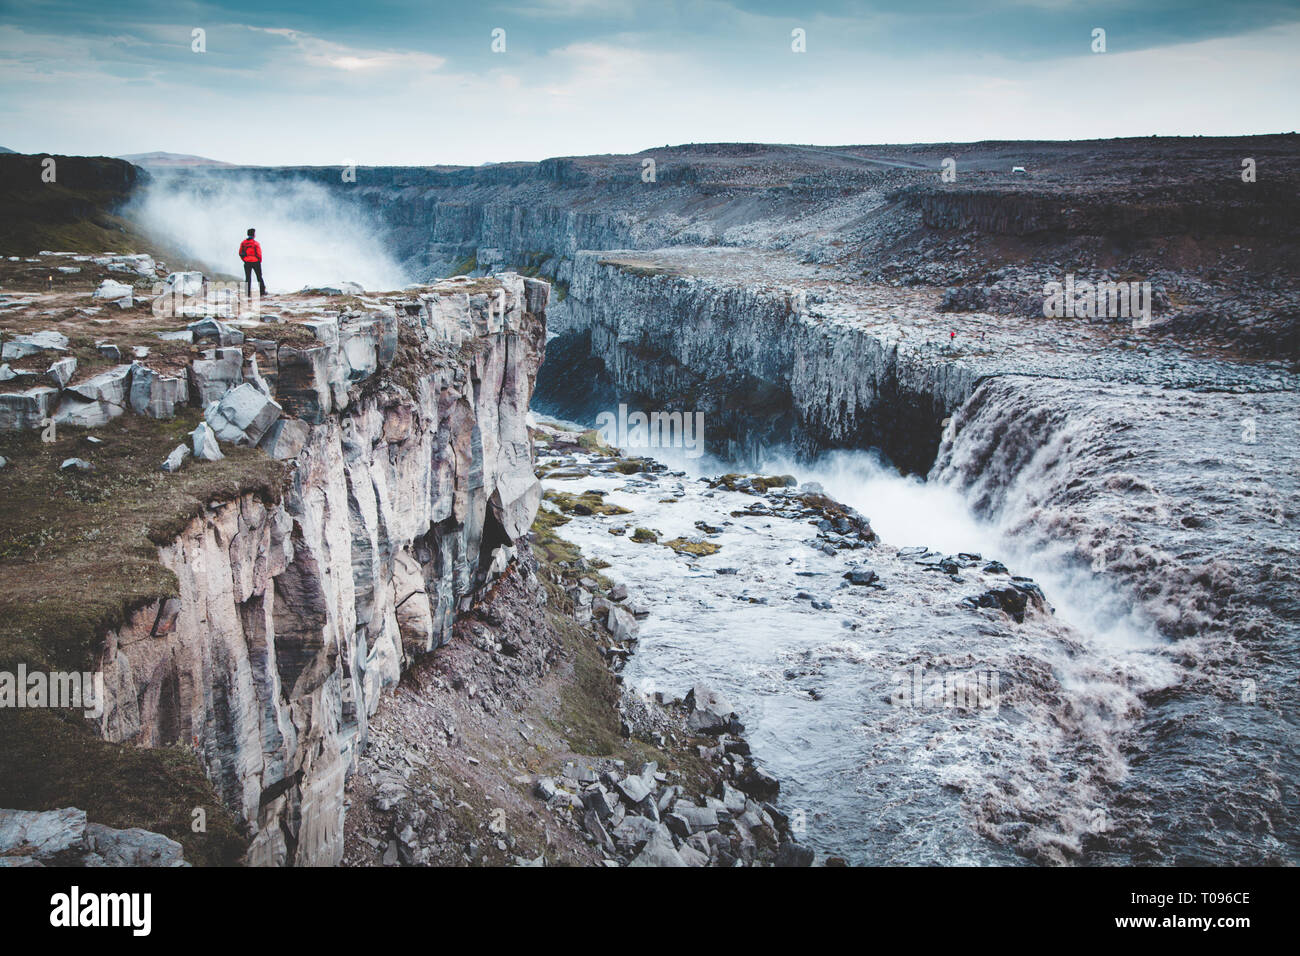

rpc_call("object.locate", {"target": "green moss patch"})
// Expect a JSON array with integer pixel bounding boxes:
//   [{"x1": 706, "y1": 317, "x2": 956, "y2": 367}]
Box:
[
  {"x1": 662, "y1": 537, "x2": 722, "y2": 557},
  {"x1": 543, "y1": 489, "x2": 631, "y2": 517},
  {"x1": 529, "y1": 508, "x2": 580, "y2": 564}
]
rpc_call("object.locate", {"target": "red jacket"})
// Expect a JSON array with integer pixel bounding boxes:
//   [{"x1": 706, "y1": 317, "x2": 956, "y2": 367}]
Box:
[{"x1": 239, "y1": 238, "x2": 262, "y2": 263}]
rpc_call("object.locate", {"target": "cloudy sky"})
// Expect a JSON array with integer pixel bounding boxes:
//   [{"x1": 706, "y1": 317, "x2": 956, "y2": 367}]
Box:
[{"x1": 1, "y1": 0, "x2": 1296, "y2": 165}]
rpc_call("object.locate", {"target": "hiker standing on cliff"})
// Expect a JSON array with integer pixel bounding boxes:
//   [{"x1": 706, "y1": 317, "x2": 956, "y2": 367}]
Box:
[{"x1": 239, "y1": 227, "x2": 267, "y2": 297}]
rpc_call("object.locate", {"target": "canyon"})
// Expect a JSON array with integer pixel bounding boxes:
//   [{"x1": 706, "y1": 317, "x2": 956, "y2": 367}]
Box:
[{"x1": 1, "y1": 135, "x2": 1297, "y2": 865}]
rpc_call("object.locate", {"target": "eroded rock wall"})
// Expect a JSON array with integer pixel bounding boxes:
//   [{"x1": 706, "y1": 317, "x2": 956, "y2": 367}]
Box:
[
  {"x1": 557, "y1": 254, "x2": 976, "y2": 472},
  {"x1": 92, "y1": 275, "x2": 548, "y2": 866}
]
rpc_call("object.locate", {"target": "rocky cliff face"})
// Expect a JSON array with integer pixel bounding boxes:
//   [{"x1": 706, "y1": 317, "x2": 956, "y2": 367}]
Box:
[
  {"x1": 86, "y1": 274, "x2": 547, "y2": 866},
  {"x1": 542, "y1": 253, "x2": 978, "y2": 472},
  {"x1": 902, "y1": 182, "x2": 1300, "y2": 238}
]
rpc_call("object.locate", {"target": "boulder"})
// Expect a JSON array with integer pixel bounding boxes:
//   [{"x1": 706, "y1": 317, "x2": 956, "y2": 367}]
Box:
[
  {"x1": 533, "y1": 777, "x2": 557, "y2": 801},
  {"x1": 60, "y1": 458, "x2": 92, "y2": 472},
  {"x1": 627, "y1": 830, "x2": 687, "y2": 867},
  {"x1": 844, "y1": 567, "x2": 878, "y2": 586},
  {"x1": 581, "y1": 788, "x2": 617, "y2": 821},
  {"x1": 775, "y1": 840, "x2": 816, "y2": 867},
  {"x1": 0, "y1": 807, "x2": 86, "y2": 859},
  {"x1": 667, "y1": 804, "x2": 718, "y2": 836},
  {"x1": 2, "y1": 330, "x2": 68, "y2": 361},
  {"x1": 685, "y1": 682, "x2": 735, "y2": 735},
  {"x1": 258, "y1": 417, "x2": 310, "y2": 460},
  {"x1": 82, "y1": 823, "x2": 186, "y2": 867},
  {"x1": 607, "y1": 604, "x2": 638, "y2": 642},
  {"x1": 53, "y1": 394, "x2": 123, "y2": 428},
  {"x1": 129, "y1": 365, "x2": 188, "y2": 419},
  {"x1": 92, "y1": 279, "x2": 134, "y2": 308},
  {"x1": 68, "y1": 364, "x2": 132, "y2": 407},
  {"x1": 44, "y1": 357, "x2": 76, "y2": 388},
  {"x1": 612, "y1": 815, "x2": 661, "y2": 850},
  {"x1": 678, "y1": 844, "x2": 710, "y2": 867},
  {"x1": 275, "y1": 346, "x2": 332, "y2": 423},
  {"x1": 970, "y1": 580, "x2": 1045, "y2": 623},
  {"x1": 160, "y1": 444, "x2": 189, "y2": 473},
  {"x1": 189, "y1": 318, "x2": 244, "y2": 347},
  {"x1": 737, "y1": 765, "x2": 781, "y2": 802},
  {"x1": 0, "y1": 808, "x2": 185, "y2": 867},
  {"x1": 615, "y1": 774, "x2": 652, "y2": 806},
  {"x1": 162, "y1": 271, "x2": 204, "y2": 297},
  {"x1": 205, "y1": 383, "x2": 281, "y2": 446},
  {"x1": 189, "y1": 348, "x2": 243, "y2": 405},
  {"x1": 124, "y1": 253, "x2": 156, "y2": 277},
  {"x1": 190, "y1": 421, "x2": 224, "y2": 461},
  {"x1": 0, "y1": 386, "x2": 58, "y2": 430},
  {"x1": 582, "y1": 809, "x2": 616, "y2": 854}
]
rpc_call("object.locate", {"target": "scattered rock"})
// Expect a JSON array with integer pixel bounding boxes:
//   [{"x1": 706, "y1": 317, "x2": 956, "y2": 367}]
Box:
[
  {"x1": 190, "y1": 421, "x2": 224, "y2": 461},
  {"x1": 205, "y1": 383, "x2": 282, "y2": 446},
  {"x1": 844, "y1": 567, "x2": 879, "y2": 586},
  {"x1": 44, "y1": 357, "x2": 76, "y2": 388},
  {"x1": 160, "y1": 444, "x2": 189, "y2": 473},
  {"x1": 1, "y1": 330, "x2": 68, "y2": 361},
  {"x1": 92, "y1": 279, "x2": 134, "y2": 308}
]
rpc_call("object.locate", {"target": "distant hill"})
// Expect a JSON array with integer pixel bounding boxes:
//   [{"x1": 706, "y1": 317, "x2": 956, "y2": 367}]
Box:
[
  {"x1": 0, "y1": 153, "x2": 151, "y2": 255},
  {"x1": 118, "y1": 151, "x2": 235, "y2": 167},
  {"x1": 0, "y1": 147, "x2": 16, "y2": 154}
]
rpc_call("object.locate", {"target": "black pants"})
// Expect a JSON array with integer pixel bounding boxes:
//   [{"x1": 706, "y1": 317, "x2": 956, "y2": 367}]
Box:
[{"x1": 243, "y1": 260, "x2": 266, "y2": 295}]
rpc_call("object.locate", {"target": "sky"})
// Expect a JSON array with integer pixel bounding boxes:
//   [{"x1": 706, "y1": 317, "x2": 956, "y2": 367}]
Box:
[{"x1": 0, "y1": 0, "x2": 1297, "y2": 165}]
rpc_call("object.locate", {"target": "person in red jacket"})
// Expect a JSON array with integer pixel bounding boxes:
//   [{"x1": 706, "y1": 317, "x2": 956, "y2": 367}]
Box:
[{"x1": 239, "y1": 228, "x2": 267, "y2": 296}]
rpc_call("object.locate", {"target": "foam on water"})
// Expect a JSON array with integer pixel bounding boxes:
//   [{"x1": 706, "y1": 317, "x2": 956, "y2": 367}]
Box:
[{"x1": 536, "y1": 422, "x2": 1192, "y2": 864}]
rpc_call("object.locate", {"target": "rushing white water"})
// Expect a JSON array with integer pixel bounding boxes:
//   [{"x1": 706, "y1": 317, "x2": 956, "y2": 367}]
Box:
[
  {"x1": 535, "y1": 412, "x2": 1215, "y2": 863},
  {"x1": 617, "y1": 435, "x2": 1165, "y2": 654},
  {"x1": 126, "y1": 172, "x2": 409, "y2": 293},
  {"x1": 766, "y1": 449, "x2": 1165, "y2": 648}
]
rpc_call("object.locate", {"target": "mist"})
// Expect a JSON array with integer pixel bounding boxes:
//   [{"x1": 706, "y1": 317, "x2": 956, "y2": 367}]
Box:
[{"x1": 126, "y1": 171, "x2": 410, "y2": 293}]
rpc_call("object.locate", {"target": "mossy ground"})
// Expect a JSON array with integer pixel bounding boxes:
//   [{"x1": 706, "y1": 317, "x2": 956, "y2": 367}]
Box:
[
  {"x1": 0, "y1": 409, "x2": 286, "y2": 865},
  {"x1": 529, "y1": 507, "x2": 581, "y2": 564},
  {"x1": 0, "y1": 408, "x2": 286, "y2": 671}
]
